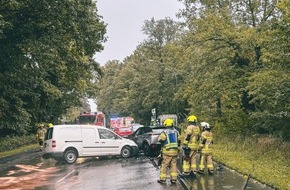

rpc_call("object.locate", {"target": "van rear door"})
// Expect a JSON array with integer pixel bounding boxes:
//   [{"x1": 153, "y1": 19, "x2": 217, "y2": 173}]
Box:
[{"x1": 43, "y1": 127, "x2": 54, "y2": 152}]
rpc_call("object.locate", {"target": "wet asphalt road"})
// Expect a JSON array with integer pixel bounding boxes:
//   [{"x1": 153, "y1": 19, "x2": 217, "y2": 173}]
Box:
[
  {"x1": 0, "y1": 149, "x2": 275, "y2": 190},
  {"x1": 0, "y1": 150, "x2": 181, "y2": 190}
]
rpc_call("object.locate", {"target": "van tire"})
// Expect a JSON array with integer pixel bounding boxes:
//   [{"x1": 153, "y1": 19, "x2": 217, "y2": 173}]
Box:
[
  {"x1": 121, "y1": 146, "x2": 132, "y2": 158},
  {"x1": 64, "y1": 148, "x2": 78, "y2": 164}
]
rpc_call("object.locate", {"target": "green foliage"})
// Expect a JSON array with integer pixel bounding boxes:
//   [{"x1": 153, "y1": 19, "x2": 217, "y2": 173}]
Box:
[
  {"x1": 97, "y1": 0, "x2": 289, "y2": 140},
  {"x1": 0, "y1": 0, "x2": 106, "y2": 136},
  {"x1": 0, "y1": 134, "x2": 36, "y2": 152},
  {"x1": 247, "y1": 69, "x2": 290, "y2": 138}
]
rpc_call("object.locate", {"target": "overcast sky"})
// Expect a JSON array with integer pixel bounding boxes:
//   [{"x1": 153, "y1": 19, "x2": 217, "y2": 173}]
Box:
[{"x1": 93, "y1": 0, "x2": 184, "y2": 66}]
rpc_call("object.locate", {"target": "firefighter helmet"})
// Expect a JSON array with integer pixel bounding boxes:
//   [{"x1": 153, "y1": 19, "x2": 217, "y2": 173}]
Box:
[
  {"x1": 187, "y1": 115, "x2": 197, "y2": 123},
  {"x1": 201, "y1": 122, "x2": 210, "y2": 130},
  {"x1": 164, "y1": 118, "x2": 174, "y2": 127},
  {"x1": 48, "y1": 123, "x2": 53, "y2": 128}
]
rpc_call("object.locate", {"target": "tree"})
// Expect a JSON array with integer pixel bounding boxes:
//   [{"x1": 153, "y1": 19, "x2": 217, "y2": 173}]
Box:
[
  {"x1": 176, "y1": 0, "x2": 289, "y2": 138},
  {"x1": 0, "y1": 0, "x2": 106, "y2": 136}
]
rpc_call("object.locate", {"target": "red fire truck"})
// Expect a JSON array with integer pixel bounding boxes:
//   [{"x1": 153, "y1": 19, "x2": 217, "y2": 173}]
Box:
[
  {"x1": 78, "y1": 112, "x2": 106, "y2": 127},
  {"x1": 110, "y1": 116, "x2": 135, "y2": 137},
  {"x1": 110, "y1": 117, "x2": 135, "y2": 129}
]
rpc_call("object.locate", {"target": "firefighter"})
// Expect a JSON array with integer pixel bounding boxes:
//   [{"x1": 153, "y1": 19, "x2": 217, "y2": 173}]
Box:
[
  {"x1": 199, "y1": 122, "x2": 214, "y2": 174},
  {"x1": 157, "y1": 118, "x2": 180, "y2": 184},
  {"x1": 36, "y1": 123, "x2": 47, "y2": 150},
  {"x1": 182, "y1": 115, "x2": 200, "y2": 176}
]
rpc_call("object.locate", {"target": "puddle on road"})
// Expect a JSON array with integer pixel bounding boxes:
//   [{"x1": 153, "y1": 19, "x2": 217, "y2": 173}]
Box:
[{"x1": 0, "y1": 163, "x2": 60, "y2": 190}]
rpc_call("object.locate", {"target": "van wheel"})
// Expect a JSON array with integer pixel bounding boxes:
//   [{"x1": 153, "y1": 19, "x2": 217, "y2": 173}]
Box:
[
  {"x1": 121, "y1": 146, "x2": 132, "y2": 158},
  {"x1": 64, "y1": 149, "x2": 78, "y2": 164}
]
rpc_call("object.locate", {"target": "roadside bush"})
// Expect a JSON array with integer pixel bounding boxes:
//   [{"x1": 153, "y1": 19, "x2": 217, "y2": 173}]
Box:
[
  {"x1": 0, "y1": 135, "x2": 37, "y2": 152},
  {"x1": 213, "y1": 134, "x2": 290, "y2": 190}
]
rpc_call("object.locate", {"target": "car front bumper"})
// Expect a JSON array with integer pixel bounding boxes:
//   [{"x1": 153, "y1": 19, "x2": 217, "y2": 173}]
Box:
[{"x1": 131, "y1": 146, "x2": 139, "y2": 156}]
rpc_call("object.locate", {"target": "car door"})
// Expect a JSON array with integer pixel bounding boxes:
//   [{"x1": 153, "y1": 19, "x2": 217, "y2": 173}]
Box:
[
  {"x1": 97, "y1": 128, "x2": 122, "y2": 155},
  {"x1": 131, "y1": 128, "x2": 143, "y2": 148}
]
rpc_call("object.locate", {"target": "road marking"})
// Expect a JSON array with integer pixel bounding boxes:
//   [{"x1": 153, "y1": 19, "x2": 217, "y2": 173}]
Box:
[{"x1": 57, "y1": 169, "x2": 75, "y2": 183}]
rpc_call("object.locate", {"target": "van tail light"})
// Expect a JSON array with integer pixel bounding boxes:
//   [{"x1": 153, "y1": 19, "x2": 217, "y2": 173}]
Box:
[{"x1": 52, "y1": 140, "x2": 56, "y2": 148}]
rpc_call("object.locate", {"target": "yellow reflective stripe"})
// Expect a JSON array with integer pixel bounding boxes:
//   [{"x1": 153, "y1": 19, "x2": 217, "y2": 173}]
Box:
[
  {"x1": 171, "y1": 172, "x2": 178, "y2": 177},
  {"x1": 183, "y1": 140, "x2": 189, "y2": 145},
  {"x1": 162, "y1": 149, "x2": 178, "y2": 155},
  {"x1": 208, "y1": 164, "x2": 214, "y2": 169},
  {"x1": 162, "y1": 148, "x2": 178, "y2": 152},
  {"x1": 188, "y1": 143, "x2": 199, "y2": 149},
  {"x1": 207, "y1": 137, "x2": 213, "y2": 140},
  {"x1": 193, "y1": 128, "x2": 200, "y2": 134},
  {"x1": 160, "y1": 173, "x2": 167, "y2": 180},
  {"x1": 183, "y1": 165, "x2": 190, "y2": 172},
  {"x1": 201, "y1": 149, "x2": 212, "y2": 154},
  {"x1": 165, "y1": 143, "x2": 178, "y2": 149},
  {"x1": 191, "y1": 164, "x2": 197, "y2": 168}
]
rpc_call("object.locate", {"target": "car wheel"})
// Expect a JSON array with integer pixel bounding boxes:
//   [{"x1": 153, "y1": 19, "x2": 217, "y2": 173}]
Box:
[
  {"x1": 64, "y1": 149, "x2": 78, "y2": 164},
  {"x1": 121, "y1": 146, "x2": 132, "y2": 158},
  {"x1": 143, "y1": 143, "x2": 151, "y2": 156}
]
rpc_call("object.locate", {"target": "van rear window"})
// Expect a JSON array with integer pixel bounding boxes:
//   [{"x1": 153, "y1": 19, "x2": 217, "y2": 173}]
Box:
[{"x1": 45, "y1": 128, "x2": 53, "y2": 140}]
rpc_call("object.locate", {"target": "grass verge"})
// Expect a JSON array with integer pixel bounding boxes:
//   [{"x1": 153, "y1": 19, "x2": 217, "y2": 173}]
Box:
[
  {"x1": 0, "y1": 144, "x2": 39, "y2": 159},
  {"x1": 213, "y1": 136, "x2": 290, "y2": 190}
]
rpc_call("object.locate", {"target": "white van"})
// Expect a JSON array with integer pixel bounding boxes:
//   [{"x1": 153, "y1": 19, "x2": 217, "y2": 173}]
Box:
[{"x1": 42, "y1": 125, "x2": 139, "y2": 164}]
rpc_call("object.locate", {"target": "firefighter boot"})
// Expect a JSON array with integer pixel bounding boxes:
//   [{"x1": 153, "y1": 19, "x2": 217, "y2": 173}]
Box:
[
  {"x1": 190, "y1": 171, "x2": 196, "y2": 178},
  {"x1": 170, "y1": 179, "x2": 177, "y2": 184},
  {"x1": 180, "y1": 172, "x2": 190, "y2": 178},
  {"x1": 208, "y1": 169, "x2": 214, "y2": 175},
  {"x1": 157, "y1": 179, "x2": 166, "y2": 184},
  {"x1": 198, "y1": 170, "x2": 204, "y2": 174}
]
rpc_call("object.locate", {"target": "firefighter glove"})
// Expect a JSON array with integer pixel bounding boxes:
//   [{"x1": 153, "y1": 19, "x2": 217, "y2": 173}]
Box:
[{"x1": 182, "y1": 145, "x2": 188, "y2": 151}]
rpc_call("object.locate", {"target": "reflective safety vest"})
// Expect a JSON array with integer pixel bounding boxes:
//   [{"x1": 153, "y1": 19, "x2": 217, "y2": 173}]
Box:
[
  {"x1": 158, "y1": 129, "x2": 179, "y2": 156},
  {"x1": 199, "y1": 131, "x2": 213, "y2": 154}
]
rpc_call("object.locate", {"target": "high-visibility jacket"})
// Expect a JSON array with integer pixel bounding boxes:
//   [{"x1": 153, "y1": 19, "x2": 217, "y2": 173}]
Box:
[
  {"x1": 199, "y1": 130, "x2": 213, "y2": 154},
  {"x1": 183, "y1": 125, "x2": 200, "y2": 150},
  {"x1": 158, "y1": 128, "x2": 179, "y2": 156}
]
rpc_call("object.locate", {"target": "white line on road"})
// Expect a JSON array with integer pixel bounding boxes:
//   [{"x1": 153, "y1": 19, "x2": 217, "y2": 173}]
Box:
[{"x1": 57, "y1": 169, "x2": 75, "y2": 183}]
